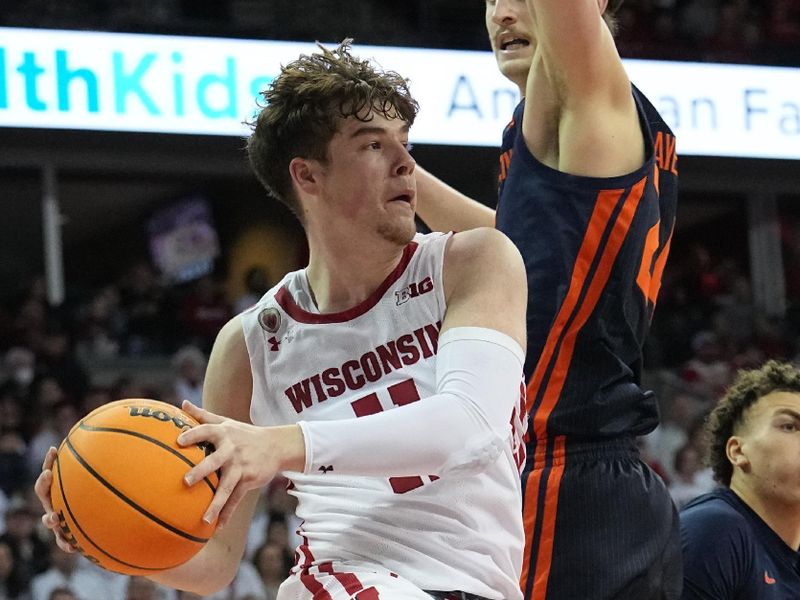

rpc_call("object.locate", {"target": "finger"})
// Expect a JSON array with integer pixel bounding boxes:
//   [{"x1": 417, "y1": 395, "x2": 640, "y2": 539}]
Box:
[
  {"x1": 42, "y1": 446, "x2": 58, "y2": 470},
  {"x1": 183, "y1": 449, "x2": 226, "y2": 486},
  {"x1": 54, "y1": 532, "x2": 77, "y2": 554},
  {"x1": 34, "y1": 470, "x2": 55, "y2": 511},
  {"x1": 181, "y1": 400, "x2": 224, "y2": 425},
  {"x1": 177, "y1": 423, "x2": 218, "y2": 448},
  {"x1": 202, "y1": 467, "x2": 241, "y2": 524}
]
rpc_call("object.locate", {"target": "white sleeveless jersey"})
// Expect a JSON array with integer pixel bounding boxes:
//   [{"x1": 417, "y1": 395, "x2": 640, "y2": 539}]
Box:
[{"x1": 240, "y1": 232, "x2": 524, "y2": 600}]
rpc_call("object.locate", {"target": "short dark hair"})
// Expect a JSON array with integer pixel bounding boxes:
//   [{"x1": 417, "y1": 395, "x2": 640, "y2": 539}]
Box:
[
  {"x1": 603, "y1": 0, "x2": 624, "y2": 36},
  {"x1": 706, "y1": 360, "x2": 800, "y2": 486},
  {"x1": 247, "y1": 39, "x2": 419, "y2": 223}
]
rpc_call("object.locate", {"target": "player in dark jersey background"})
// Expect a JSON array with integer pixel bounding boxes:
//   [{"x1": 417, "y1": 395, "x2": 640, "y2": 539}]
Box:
[
  {"x1": 415, "y1": 0, "x2": 681, "y2": 598},
  {"x1": 680, "y1": 360, "x2": 800, "y2": 599}
]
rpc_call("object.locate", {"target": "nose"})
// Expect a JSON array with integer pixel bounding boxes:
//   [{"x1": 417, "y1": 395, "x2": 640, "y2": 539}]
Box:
[
  {"x1": 395, "y1": 144, "x2": 416, "y2": 177},
  {"x1": 491, "y1": 0, "x2": 517, "y2": 26}
]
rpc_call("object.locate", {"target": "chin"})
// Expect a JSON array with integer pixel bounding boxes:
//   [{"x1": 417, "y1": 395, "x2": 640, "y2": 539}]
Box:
[
  {"x1": 496, "y1": 56, "x2": 531, "y2": 90},
  {"x1": 378, "y1": 220, "x2": 416, "y2": 246}
]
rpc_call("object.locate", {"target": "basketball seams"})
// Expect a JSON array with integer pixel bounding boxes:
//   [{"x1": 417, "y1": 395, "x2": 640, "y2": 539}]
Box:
[
  {"x1": 77, "y1": 423, "x2": 218, "y2": 494},
  {"x1": 64, "y1": 437, "x2": 211, "y2": 544},
  {"x1": 53, "y1": 452, "x2": 183, "y2": 573}
]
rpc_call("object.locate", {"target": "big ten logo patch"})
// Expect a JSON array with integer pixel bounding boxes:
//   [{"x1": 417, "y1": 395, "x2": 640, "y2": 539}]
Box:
[{"x1": 395, "y1": 277, "x2": 433, "y2": 306}]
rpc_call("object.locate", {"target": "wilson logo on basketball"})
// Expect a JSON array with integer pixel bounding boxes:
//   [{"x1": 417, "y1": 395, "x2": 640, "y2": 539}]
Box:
[
  {"x1": 127, "y1": 406, "x2": 193, "y2": 431},
  {"x1": 395, "y1": 277, "x2": 433, "y2": 306},
  {"x1": 56, "y1": 511, "x2": 100, "y2": 565}
]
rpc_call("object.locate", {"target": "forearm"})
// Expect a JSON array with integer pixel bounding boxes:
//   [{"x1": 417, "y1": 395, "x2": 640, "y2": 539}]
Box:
[
  {"x1": 148, "y1": 489, "x2": 261, "y2": 595},
  {"x1": 299, "y1": 327, "x2": 524, "y2": 477},
  {"x1": 415, "y1": 166, "x2": 495, "y2": 232}
]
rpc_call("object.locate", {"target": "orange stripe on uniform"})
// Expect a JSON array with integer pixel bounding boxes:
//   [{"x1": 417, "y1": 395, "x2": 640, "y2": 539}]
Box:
[
  {"x1": 532, "y1": 176, "x2": 647, "y2": 440},
  {"x1": 526, "y1": 188, "x2": 623, "y2": 444},
  {"x1": 519, "y1": 188, "x2": 619, "y2": 595},
  {"x1": 531, "y1": 436, "x2": 566, "y2": 600},
  {"x1": 522, "y1": 176, "x2": 648, "y2": 599},
  {"x1": 648, "y1": 224, "x2": 674, "y2": 307},
  {"x1": 520, "y1": 467, "x2": 544, "y2": 589}
]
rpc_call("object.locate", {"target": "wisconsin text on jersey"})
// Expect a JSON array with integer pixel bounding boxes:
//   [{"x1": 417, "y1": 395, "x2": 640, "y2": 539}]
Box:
[{"x1": 285, "y1": 321, "x2": 442, "y2": 413}]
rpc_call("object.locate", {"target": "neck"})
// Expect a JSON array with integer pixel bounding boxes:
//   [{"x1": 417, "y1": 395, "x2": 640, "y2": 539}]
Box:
[
  {"x1": 304, "y1": 233, "x2": 407, "y2": 314},
  {"x1": 730, "y1": 481, "x2": 800, "y2": 550}
]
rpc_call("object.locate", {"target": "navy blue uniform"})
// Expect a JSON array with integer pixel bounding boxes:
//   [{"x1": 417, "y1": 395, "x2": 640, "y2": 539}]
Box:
[
  {"x1": 496, "y1": 86, "x2": 681, "y2": 599},
  {"x1": 681, "y1": 488, "x2": 800, "y2": 599}
]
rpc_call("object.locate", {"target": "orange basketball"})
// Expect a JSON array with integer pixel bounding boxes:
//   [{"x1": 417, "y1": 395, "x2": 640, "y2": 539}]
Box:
[{"x1": 50, "y1": 398, "x2": 219, "y2": 575}]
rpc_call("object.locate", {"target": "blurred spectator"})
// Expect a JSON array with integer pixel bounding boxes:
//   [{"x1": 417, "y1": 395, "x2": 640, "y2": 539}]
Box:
[
  {"x1": 668, "y1": 443, "x2": 716, "y2": 508},
  {"x1": 768, "y1": 0, "x2": 800, "y2": 45},
  {"x1": 109, "y1": 375, "x2": 151, "y2": 402},
  {"x1": 644, "y1": 393, "x2": 704, "y2": 479},
  {"x1": 1, "y1": 347, "x2": 37, "y2": 402},
  {"x1": 179, "y1": 277, "x2": 231, "y2": 354},
  {"x1": 233, "y1": 267, "x2": 271, "y2": 315},
  {"x1": 170, "y1": 346, "x2": 206, "y2": 408},
  {"x1": 253, "y1": 542, "x2": 292, "y2": 600},
  {"x1": 35, "y1": 326, "x2": 88, "y2": 405},
  {"x1": 0, "y1": 430, "x2": 29, "y2": 502},
  {"x1": 123, "y1": 576, "x2": 169, "y2": 600},
  {"x1": 0, "y1": 498, "x2": 50, "y2": 594},
  {"x1": 680, "y1": 331, "x2": 732, "y2": 400},
  {"x1": 48, "y1": 587, "x2": 78, "y2": 600},
  {"x1": 74, "y1": 287, "x2": 125, "y2": 363},
  {"x1": 119, "y1": 262, "x2": 171, "y2": 356},
  {"x1": 30, "y1": 539, "x2": 107, "y2": 600},
  {"x1": 206, "y1": 560, "x2": 266, "y2": 600},
  {"x1": 0, "y1": 538, "x2": 26, "y2": 600},
  {"x1": 26, "y1": 400, "x2": 78, "y2": 479},
  {"x1": 78, "y1": 387, "x2": 113, "y2": 416}
]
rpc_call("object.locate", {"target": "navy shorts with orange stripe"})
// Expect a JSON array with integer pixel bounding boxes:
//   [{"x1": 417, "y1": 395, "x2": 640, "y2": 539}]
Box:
[
  {"x1": 520, "y1": 439, "x2": 681, "y2": 600},
  {"x1": 496, "y1": 85, "x2": 681, "y2": 599}
]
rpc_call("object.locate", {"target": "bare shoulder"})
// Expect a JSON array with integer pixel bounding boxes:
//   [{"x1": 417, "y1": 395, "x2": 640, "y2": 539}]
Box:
[
  {"x1": 444, "y1": 227, "x2": 525, "y2": 279},
  {"x1": 440, "y1": 229, "x2": 526, "y2": 345}
]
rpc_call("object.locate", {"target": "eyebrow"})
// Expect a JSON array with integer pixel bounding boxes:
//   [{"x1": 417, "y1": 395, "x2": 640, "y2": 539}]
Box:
[
  {"x1": 349, "y1": 124, "x2": 410, "y2": 138},
  {"x1": 773, "y1": 408, "x2": 800, "y2": 420}
]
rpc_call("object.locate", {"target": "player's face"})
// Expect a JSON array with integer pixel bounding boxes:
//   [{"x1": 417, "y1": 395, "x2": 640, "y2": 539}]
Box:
[
  {"x1": 737, "y1": 391, "x2": 800, "y2": 507},
  {"x1": 319, "y1": 111, "x2": 417, "y2": 246},
  {"x1": 485, "y1": 0, "x2": 535, "y2": 92}
]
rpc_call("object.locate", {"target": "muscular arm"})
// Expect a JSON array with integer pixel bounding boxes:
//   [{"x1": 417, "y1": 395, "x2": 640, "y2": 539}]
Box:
[
  {"x1": 523, "y1": 0, "x2": 644, "y2": 177},
  {"x1": 149, "y1": 318, "x2": 285, "y2": 595},
  {"x1": 415, "y1": 166, "x2": 496, "y2": 232}
]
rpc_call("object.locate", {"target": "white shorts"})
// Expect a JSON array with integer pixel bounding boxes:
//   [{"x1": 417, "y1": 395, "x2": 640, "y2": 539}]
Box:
[{"x1": 277, "y1": 563, "x2": 435, "y2": 600}]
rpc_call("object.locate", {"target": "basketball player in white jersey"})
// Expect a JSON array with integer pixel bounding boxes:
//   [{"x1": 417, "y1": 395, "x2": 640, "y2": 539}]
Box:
[{"x1": 35, "y1": 41, "x2": 528, "y2": 600}]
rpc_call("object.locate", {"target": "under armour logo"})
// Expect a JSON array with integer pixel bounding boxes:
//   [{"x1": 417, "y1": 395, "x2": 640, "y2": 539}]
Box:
[
  {"x1": 764, "y1": 570, "x2": 776, "y2": 585},
  {"x1": 268, "y1": 336, "x2": 280, "y2": 351},
  {"x1": 318, "y1": 465, "x2": 333, "y2": 474}
]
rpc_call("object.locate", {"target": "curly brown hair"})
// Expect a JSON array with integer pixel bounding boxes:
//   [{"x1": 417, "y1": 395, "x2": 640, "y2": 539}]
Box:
[
  {"x1": 706, "y1": 360, "x2": 800, "y2": 486},
  {"x1": 246, "y1": 39, "x2": 419, "y2": 223}
]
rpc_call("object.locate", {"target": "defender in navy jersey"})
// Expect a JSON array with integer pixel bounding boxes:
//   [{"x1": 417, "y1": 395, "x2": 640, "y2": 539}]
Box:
[
  {"x1": 680, "y1": 361, "x2": 800, "y2": 600},
  {"x1": 415, "y1": 1, "x2": 681, "y2": 598}
]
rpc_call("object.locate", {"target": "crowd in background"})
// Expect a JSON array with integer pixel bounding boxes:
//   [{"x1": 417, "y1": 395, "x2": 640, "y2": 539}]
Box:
[
  {"x1": 0, "y1": 0, "x2": 799, "y2": 598},
  {"x1": 1, "y1": 229, "x2": 800, "y2": 598},
  {"x1": 1, "y1": 0, "x2": 799, "y2": 66}
]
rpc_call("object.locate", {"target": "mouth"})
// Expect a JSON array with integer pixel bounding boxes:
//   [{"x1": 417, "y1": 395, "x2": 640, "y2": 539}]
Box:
[
  {"x1": 498, "y1": 33, "x2": 531, "y2": 52},
  {"x1": 391, "y1": 193, "x2": 413, "y2": 203}
]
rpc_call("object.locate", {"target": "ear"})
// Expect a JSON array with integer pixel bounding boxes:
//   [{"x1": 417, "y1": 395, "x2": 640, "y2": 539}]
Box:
[
  {"x1": 289, "y1": 157, "x2": 322, "y2": 197},
  {"x1": 598, "y1": 0, "x2": 609, "y2": 14},
  {"x1": 726, "y1": 436, "x2": 750, "y2": 472}
]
